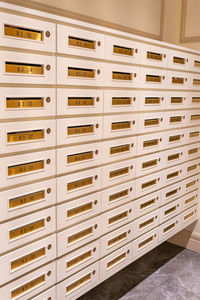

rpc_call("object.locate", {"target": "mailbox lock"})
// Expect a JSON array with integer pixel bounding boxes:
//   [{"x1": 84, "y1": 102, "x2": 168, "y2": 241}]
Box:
[
  {"x1": 94, "y1": 224, "x2": 98, "y2": 229},
  {"x1": 128, "y1": 230, "x2": 131, "y2": 234},
  {"x1": 176, "y1": 221, "x2": 178, "y2": 224},
  {"x1": 45, "y1": 31, "x2": 50, "y2": 37},
  {"x1": 161, "y1": 118, "x2": 163, "y2": 121},
  {"x1": 185, "y1": 78, "x2": 187, "y2": 82},
  {"x1": 134, "y1": 73, "x2": 137, "y2": 77},
  {"x1": 183, "y1": 116, "x2": 185, "y2": 119},
  {"x1": 46, "y1": 65, "x2": 51, "y2": 71},
  {"x1": 47, "y1": 216, "x2": 51, "y2": 222},
  {"x1": 181, "y1": 152, "x2": 183, "y2": 155},
  {"x1": 92, "y1": 270, "x2": 96, "y2": 275},
  {"x1": 47, "y1": 188, "x2": 51, "y2": 194},
  {"x1": 162, "y1": 97, "x2": 164, "y2": 101},
  {"x1": 130, "y1": 165, "x2": 133, "y2": 169},
  {"x1": 97, "y1": 69, "x2": 101, "y2": 75},
  {"x1": 93, "y1": 247, "x2": 96, "y2": 252},
  {"x1": 97, "y1": 41, "x2": 101, "y2": 47},
  {"x1": 135, "y1": 49, "x2": 138, "y2": 53},
  {"x1": 186, "y1": 59, "x2": 188, "y2": 62},
  {"x1": 46, "y1": 97, "x2": 51, "y2": 103},
  {"x1": 46, "y1": 128, "x2": 51, "y2": 134},
  {"x1": 160, "y1": 138, "x2": 162, "y2": 141},
  {"x1": 163, "y1": 76, "x2": 165, "y2": 80},
  {"x1": 94, "y1": 175, "x2": 98, "y2": 180},
  {"x1": 47, "y1": 271, "x2": 51, "y2": 276},
  {"x1": 94, "y1": 200, "x2": 98, "y2": 205},
  {"x1": 130, "y1": 187, "x2": 133, "y2": 192},
  {"x1": 46, "y1": 159, "x2": 51, "y2": 164},
  {"x1": 159, "y1": 158, "x2": 161, "y2": 162},
  {"x1": 127, "y1": 249, "x2": 130, "y2": 254},
  {"x1": 133, "y1": 97, "x2": 136, "y2": 102},
  {"x1": 164, "y1": 54, "x2": 166, "y2": 58},
  {"x1": 131, "y1": 143, "x2": 134, "y2": 147},
  {"x1": 154, "y1": 234, "x2": 157, "y2": 237},
  {"x1": 179, "y1": 187, "x2": 181, "y2": 190},
  {"x1": 155, "y1": 216, "x2": 157, "y2": 219},
  {"x1": 156, "y1": 197, "x2": 159, "y2": 200},
  {"x1": 158, "y1": 178, "x2": 160, "y2": 181},
  {"x1": 129, "y1": 209, "x2": 132, "y2": 213},
  {"x1": 96, "y1": 123, "x2": 99, "y2": 129},
  {"x1": 132, "y1": 120, "x2": 135, "y2": 125},
  {"x1": 47, "y1": 244, "x2": 52, "y2": 250},
  {"x1": 95, "y1": 150, "x2": 99, "y2": 155},
  {"x1": 96, "y1": 97, "x2": 100, "y2": 102},
  {"x1": 182, "y1": 134, "x2": 184, "y2": 137},
  {"x1": 48, "y1": 298, "x2": 52, "y2": 300}
]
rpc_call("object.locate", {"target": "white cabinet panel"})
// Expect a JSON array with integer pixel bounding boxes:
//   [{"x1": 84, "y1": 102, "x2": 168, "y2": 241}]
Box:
[
  {"x1": 162, "y1": 146, "x2": 185, "y2": 168},
  {"x1": 185, "y1": 142, "x2": 200, "y2": 161},
  {"x1": 134, "y1": 228, "x2": 158, "y2": 260},
  {"x1": 167, "y1": 71, "x2": 189, "y2": 90},
  {"x1": 186, "y1": 126, "x2": 200, "y2": 144},
  {"x1": 160, "y1": 199, "x2": 180, "y2": 223},
  {"x1": 138, "y1": 91, "x2": 165, "y2": 111},
  {"x1": 190, "y1": 54, "x2": 200, "y2": 72},
  {"x1": 183, "y1": 175, "x2": 200, "y2": 195},
  {"x1": 183, "y1": 158, "x2": 200, "y2": 177},
  {"x1": 137, "y1": 132, "x2": 164, "y2": 155},
  {"x1": 0, "y1": 12, "x2": 56, "y2": 52},
  {"x1": 141, "y1": 44, "x2": 168, "y2": 67},
  {"x1": 103, "y1": 90, "x2": 138, "y2": 113},
  {"x1": 168, "y1": 49, "x2": 190, "y2": 71},
  {"x1": 163, "y1": 164, "x2": 185, "y2": 186},
  {"x1": 160, "y1": 181, "x2": 183, "y2": 206},
  {"x1": 140, "y1": 67, "x2": 167, "y2": 89},
  {"x1": 135, "y1": 171, "x2": 163, "y2": 198},
  {"x1": 180, "y1": 205, "x2": 198, "y2": 229},
  {"x1": 163, "y1": 128, "x2": 186, "y2": 149},
  {"x1": 180, "y1": 191, "x2": 198, "y2": 212},
  {"x1": 136, "y1": 152, "x2": 163, "y2": 177},
  {"x1": 184, "y1": 93, "x2": 200, "y2": 109},
  {"x1": 165, "y1": 111, "x2": 187, "y2": 129},
  {"x1": 134, "y1": 209, "x2": 159, "y2": 238},
  {"x1": 31, "y1": 287, "x2": 56, "y2": 300},
  {"x1": 138, "y1": 112, "x2": 165, "y2": 133},
  {"x1": 191, "y1": 73, "x2": 200, "y2": 90},
  {"x1": 159, "y1": 215, "x2": 180, "y2": 243},
  {"x1": 165, "y1": 91, "x2": 187, "y2": 110},
  {"x1": 134, "y1": 191, "x2": 161, "y2": 218},
  {"x1": 188, "y1": 110, "x2": 200, "y2": 126}
]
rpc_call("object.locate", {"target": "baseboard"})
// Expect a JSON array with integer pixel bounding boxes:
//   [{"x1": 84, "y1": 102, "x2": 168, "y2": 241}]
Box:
[{"x1": 168, "y1": 228, "x2": 200, "y2": 253}]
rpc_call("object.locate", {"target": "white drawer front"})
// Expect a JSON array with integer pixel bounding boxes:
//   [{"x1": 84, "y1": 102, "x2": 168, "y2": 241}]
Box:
[
  {"x1": 0, "y1": 261, "x2": 56, "y2": 300},
  {"x1": 183, "y1": 159, "x2": 200, "y2": 177},
  {"x1": 191, "y1": 73, "x2": 200, "y2": 90},
  {"x1": 102, "y1": 159, "x2": 135, "y2": 188},
  {"x1": 0, "y1": 87, "x2": 55, "y2": 119},
  {"x1": 159, "y1": 215, "x2": 180, "y2": 243},
  {"x1": 167, "y1": 71, "x2": 189, "y2": 90},
  {"x1": 190, "y1": 54, "x2": 200, "y2": 72},
  {"x1": 138, "y1": 91, "x2": 165, "y2": 111},
  {"x1": 57, "y1": 57, "x2": 104, "y2": 86},
  {"x1": 136, "y1": 152, "x2": 163, "y2": 177},
  {"x1": 103, "y1": 90, "x2": 138, "y2": 113},
  {"x1": 56, "y1": 262, "x2": 99, "y2": 300},
  {"x1": 138, "y1": 112, "x2": 165, "y2": 133},
  {"x1": 100, "y1": 243, "x2": 132, "y2": 282},
  {"x1": 57, "y1": 168, "x2": 101, "y2": 203},
  {"x1": 100, "y1": 223, "x2": 134, "y2": 257},
  {"x1": 160, "y1": 199, "x2": 180, "y2": 223},
  {"x1": 186, "y1": 126, "x2": 200, "y2": 144},
  {"x1": 185, "y1": 142, "x2": 200, "y2": 160},
  {"x1": 0, "y1": 234, "x2": 56, "y2": 285},
  {"x1": 168, "y1": 49, "x2": 190, "y2": 71},
  {"x1": 0, "y1": 12, "x2": 56, "y2": 52},
  {"x1": 57, "y1": 88, "x2": 103, "y2": 115},
  {"x1": 165, "y1": 111, "x2": 187, "y2": 129},
  {"x1": 134, "y1": 209, "x2": 159, "y2": 238},
  {"x1": 165, "y1": 91, "x2": 187, "y2": 110},
  {"x1": 137, "y1": 132, "x2": 164, "y2": 155},
  {"x1": 180, "y1": 191, "x2": 199, "y2": 212},
  {"x1": 57, "y1": 192, "x2": 101, "y2": 230},
  {"x1": 57, "y1": 216, "x2": 101, "y2": 256},
  {"x1": 163, "y1": 128, "x2": 186, "y2": 149},
  {"x1": 0, "y1": 207, "x2": 55, "y2": 254},
  {"x1": 57, "y1": 240, "x2": 100, "y2": 281},
  {"x1": 187, "y1": 93, "x2": 200, "y2": 109},
  {"x1": 0, "y1": 178, "x2": 56, "y2": 222},
  {"x1": 163, "y1": 164, "x2": 185, "y2": 186},
  {"x1": 101, "y1": 180, "x2": 135, "y2": 212},
  {"x1": 57, "y1": 24, "x2": 104, "y2": 58},
  {"x1": 188, "y1": 110, "x2": 200, "y2": 126},
  {"x1": 180, "y1": 205, "x2": 198, "y2": 229},
  {"x1": 162, "y1": 147, "x2": 185, "y2": 168},
  {"x1": 100, "y1": 203, "x2": 134, "y2": 235},
  {"x1": 57, "y1": 117, "x2": 102, "y2": 146},
  {"x1": 57, "y1": 142, "x2": 102, "y2": 174},
  {"x1": 134, "y1": 191, "x2": 161, "y2": 218},
  {"x1": 0, "y1": 51, "x2": 55, "y2": 84},
  {"x1": 0, "y1": 150, "x2": 55, "y2": 188},
  {"x1": 160, "y1": 181, "x2": 183, "y2": 206},
  {"x1": 140, "y1": 67, "x2": 167, "y2": 89},
  {"x1": 31, "y1": 287, "x2": 56, "y2": 300},
  {"x1": 103, "y1": 114, "x2": 138, "y2": 139},
  {"x1": 104, "y1": 35, "x2": 141, "y2": 64},
  {"x1": 135, "y1": 171, "x2": 163, "y2": 198},
  {"x1": 134, "y1": 228, "x2": 158, "y2": 260},
  {"x1": 183, "y1": 175, "x2": 200, "y2": 195},
  {"x1": 141, "y1": 44, "x2": 168, "y2": 67},
  {"x1": 0, "y1": 120, "x2": 55, "y2": 154},
  {"x1": 104, "y1": 63, "x2": 140, "y2": 87}
]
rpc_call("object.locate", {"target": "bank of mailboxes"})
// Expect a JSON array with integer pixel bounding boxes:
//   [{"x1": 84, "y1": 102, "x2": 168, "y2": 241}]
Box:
[{"x1": 1, "y1": 7, "x2": 200, "y2": 300}]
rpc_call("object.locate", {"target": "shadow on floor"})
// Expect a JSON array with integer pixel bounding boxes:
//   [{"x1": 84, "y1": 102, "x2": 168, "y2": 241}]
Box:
[{"x1": 78, "y1": 242, "x2": 184, "y2": 300}]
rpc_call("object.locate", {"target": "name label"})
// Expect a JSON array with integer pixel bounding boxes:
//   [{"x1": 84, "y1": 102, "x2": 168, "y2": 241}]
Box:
[
  {"x1": 111, "y1": 121, "x2": 131, "y2": 130},
  {"x1": 140, "y1": 217, "x2": 154, "y2": 229},
  {"x1": 6, "y1": 62, "x2": 43, "y2": 75},
  {"x1": 8, "y1": 160, "x2": 44, "y2": 177},
  {"x1": 185, "y1": 196, "x2": 195, "y2": 204},
  {"x1": 6, "y1": 97, "x2": 44, "y2": 109},
  {"x1": 173, "y1": 56, "x2": 185, "y2": 64},
  {"x1": 112, "y1": 97, "x2": 132, "y2": 105},
  {"x1": 109, "y1": 167, "x2": 129, "y2": 178},
  {"x1": 167, "y1": 171, "x2": 179, "y2": 179},
  {"x1": 168, "y1": 153, "x2": 180, "y2": 161},
  {"x1": 139, "y1": 236, "x2": 153, "y2": 249},
  {"x1": 112, "y1": 71, "x2": 132, "y2": 80},
  {"x1": 11, "y1": 247, "x2": 45, "y2": 270},
  {"x1": 109, "y1": 189, "x2": 129, "y2": 202},
  {"x1": 190, "y1": 131, "x2": 199, "y2": 138},
  {"x1": 163, "y1": 223, "x2": 176, "y2": 233},
  {"x1": 11, "y1": 274, "x2": 45, "y2": 298},
  {"x1": 191, "y1": 114, "x2": 200, "y2": 120},
  {"x1": 9, "y1": 219, "x2": 45, "y2": 240},
  {"x1": 188, "y1": 148, "x2": 198, "y2": 155},
  {"x1": 169, "y1": 135, "x2": 181, "y2": 142},
  {"x1": 187, "y1": 164, "x2": 197, "y2": 172},
  {"x1": 4, "y1": 24, "x2": 43, "y2": 41},
  {"x1": 7, "y1": 129, "x2": 44, "y2": 143},
  {"x1": 184, "y1": 211, "x2": 194, "y2": 221},
  {"x1": 110, "y1": 144, "x2": 130, "y2": 155},
  {"x1": 193, "y1": 79, "x2": 200, "y2": 85},
  {"x1": 172, "y1": 77, "x2": 184, "y2": 84},
  {"x1": 68, "y1": 67, "x2": 95, "y2": 78},
  {"x1": 147, "y1": 51, "x2": 162, "y2": 61},
  {"x1": 67, "y1": 151, "x2": 93, "y2": 164},
  {"x1": 192, "y1": 97, "x2": 200, "y2": 103},
  {"x1": 166, "y1": 189, "x2": 178, "y2": 198},
  {"x1": 170, "y1": 116, "x2": 182, "y2": 123},
  {"x1": 108, "y1": 232, "x2": 127, "y2": 247},
  {"x1": 68, "y1": 36, "x2": 95, "y2": 49},
  {"x1": 164, "y1": 206, "x2": 177, "y2": 216},
  {"x1": 145, "y1": 97, "x2": 160, "y2": 104},
  {"x1": 113, "y1": 45, "x2": 133, "y2": 56},
  {"x1": 140, "y1": 198, "x2": 156, "y2": 210},
  {"x1": 68, "y1": 125, "x2": 94, "y2": 135},
  {"x1": 186, "y1": 181, "x2": 196, "y2": 188},
  {"x1": 67, "y1": 250, "x2": 92, "y2": 269},
  {"x1": 146, "y1": 75, "x2": 162, "y2": 83},
  {"x1": 66, "y1": 273, "x2": 91, "y2": 294},
  {"x1": 171, "y1": 97, "x2": 183, "y2": 104},
  {"x1": 142, "y1": 159, "x2": 158, "y2": 169},
  {"x1": 144, "y1": 118, "x2": 159, "y2": 126},
  {"x1": 109, "y1": 211, "x2": 128, "y2": 224},
  {"x1": 67, "y1": 177, "x2": 93, "y2": 191},
  {"x1": 194, "y1": 60, "x2": 200, "y2": 67},
  {"x1": 143, "y1": 139, "x2": 159, "y2": 148},
  {"x1": 68, "y1": 227, "x2": 93, "y2": 244},
  {"x1": 67, "y1": 202, "x2": 93, "y2": 218},
  {"x1": 68, "y1": 97, "x2": 94, "y2": 106},
  {"x1": 142, "y1": 179, "x2": 157, "y2": 189},
  {"x1": 9, "y1": 190, "x2": 45, "y2": 209},
  {"x1": 107, "y1": 252, "x2": 126, "y2": 269}
]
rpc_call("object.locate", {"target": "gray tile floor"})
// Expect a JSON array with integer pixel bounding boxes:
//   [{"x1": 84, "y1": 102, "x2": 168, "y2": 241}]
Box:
[{"x1": 78, "y1": 242, "x2": 200, "y2": 300}]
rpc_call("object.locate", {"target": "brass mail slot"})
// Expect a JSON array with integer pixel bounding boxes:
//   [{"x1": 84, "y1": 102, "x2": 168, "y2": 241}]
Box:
[
  {"x1": 170, "y1": 116, "x2": 182, "y2": 123},
  {"x1": 163, "y1": 222, "x2": 176, "y2": 233},
  {"x1": 167, "y1": 171, "x2": 179, "y2": 180},
  {"x1": 185, "y1": 196, "x2": 195, "y2": 205},
  {"x1": 186, "y1": 180, "x2": 196, "y2": 188},
  {"x1": 144, "y1": 118, "x2": 159, "y2": 126},
  {"x1": 7, "y1": 129, "x2": 44, "y2": 143},
  {"x1": 190, "y1": 114, "x2": 200, "y2": 120},
  {"x1": 9, "y1": 190, "x2": 45, "y2": 209},
  {"x1": 108, "y1": 232, "x2": 127, "y2": 247},
  {"x1": 187, "y1": 164, "x2": 197, "y2": 172},
  {"x1": 67, "y1": 250, "x2": 92, "y2": 269},
  {"x1": 67, "y1": 202, "x2": 93, "y2": 218},
  {"x1": 68, "y1": 227, "x2": 93, "y2": 244},
  {"x1": 111, "y1": 121, "x2": 131, "y2": 130},
  {"x1": 147, "y1": 51, "x2": 162, "y2": 61},
  {"x1": 109, "y1": 211, "x2": 128, "y2": 224},
  {"x1": 11, "y1": 247, "x2": 45, "y2": 270},
  {"x1": 194, "y1": 60, "x2": 200, "y2": 67},
  {"x1": 110, "y1": 144, "x2": 130, "y2": 155},
  {"x1": 11, "y1": 274, "x2": 45, "y2": 298},
  {"x1": 166, "y1": 189, "x2": 178, "y2": 198},
  {"x1": 68, "y1": 124, "x2": 94, "y2": 135},
  {"x1": 168, "y1": 153, "x2": 180, "y2": 161},
  {"x1": 67, "y1": 151, "x2": 93, "y2": 164},
  {"x1": 112, "y1": 97, "x2": 132, "y2": 105},
  {"x1": 142, "y1": 179, "x2": 157, "y2": 189},
  {"x1": 113, "y1": 45, "x2": 133, "y2": 56},
  {"x1": 4, "y1": 24, "x2": 43, "y2": 41},
  {"x1": 6, "y1": 97, "x2": 44, "y2": 109},
  {"x1": 146, "y1": 75, "x2": 162, "y2": 83},
  {"x1": 139, "y1": 236, "x2": 153, "y2": 249},
  {"x1": 140, "y1": 198, "x2": 156, "y2": 210},
  {"x1": 112, "y1": 71, "x2": 132, "y2": 80},
  {"x1": 193, "y1": 79, "x2": 200, "y2": 85},
  {"x1": 68, "y1": 97, "x2": 95, "y2": 106},
  {"x1": 143, "y1": 139, "x2": 159, "y2": 148},
  {"x1": 139, "y1": 217, "x2": 155, "y2": 229},
  {"x1": 142, "y1": 159, "x2": 158, "y2": 169},
  {"x1": 8, "y1": 160, "x2": 44, "y2": 177},
  {"x1": 9, "y1": 219, "x2": 45, "y2": 240},
  {"x1": 173, "y1": 56, "x2": 185, "y2": 64},
  {"x1": 171, "y1": 97, "x2": 183, "y2": 104},
  {"x1": 68, "y1": 67, "x2": 95, "y2": 78},
  {"x1": 184, "y1": 211, "x2": 195, "y2": 221},
  {"x1": 192, "y1": 97, "x2": 200, "y2": 103},
  {"x1": 66, "y1": 273, "x2": 91, "y2": 293},
  {"x1": 172, "y1": 77, "x2": 184, "y2": 84},
  {"x1": 107, "y1": 252, "x2": 126, "y2": 269},
  {"x1": 188, "y1": 148, "x2": 198, "y2": 155},
  {"x1": 68, "y1": 36, "x2": 95, "y2": 49},
  {"x1": 145, "y1": 97, "x2": 160, "y2": 104},
  {"x1": 109, "y1": 167, "x2": 129, "y2": 178},
  {"x1": 164, "y1": 205, "x2": 177, "y2": 216},
  {"x1": 6, "y1": 62, "x2": 44, "y2": 75},
  {"x1": 169, "y1": 135, "x2": 181, "y2": 142},
  {"x1": 190, "y1": 131, "x2": 200, "y2": 138},
  {"x1": 67, "y1": 177, "x2": 93, "y2": 191},
  {"x1": 109, "y1": 189, "x2": 129, "y2": 202}
]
